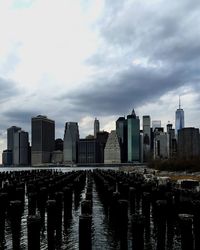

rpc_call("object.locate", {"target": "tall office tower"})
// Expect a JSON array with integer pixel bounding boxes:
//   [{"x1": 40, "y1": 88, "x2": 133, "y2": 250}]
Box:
[
  {"x1": 116, "y1": 117, "x2": 127, "y2": 162},
  {"x1": 31, "y1": 115, "x2": 55, "y2": 165},
  {"x1": 13, "y1": 130, "x2": 29, "y2": 165},
  {"x1": 94, "y1": 118, "x2": 100, "y2": 138},
  {"x1": 167, "y1": 124, "x2": 176, "y2": 158},
  {"x1": 152, "y1": 120, "x2": 161, "y2": 131},
  {"x1": 175, "y1": 97, "x2": 184, "y2": 136},
  {"x1": 127, "y1": 109, "x2": 140, "y2": 162},
  {"x1": 104, "y1": 130, "x2": 121, "y2": 164},
  {"x1": 96, "y1": 131, "x2": 109, "y2": 163},
  {"x1": 178, "y1": 128, "x2": 200, "y2": 159},
  {"x1": 143, "y1": 116, "x2": 151, "y2": 161},
  {"x1": 63, "y1": 122, "x2": 79, "y2": 163},
  {"x1": 7, "y1": 126, "x2": 21, "y2": 164}
]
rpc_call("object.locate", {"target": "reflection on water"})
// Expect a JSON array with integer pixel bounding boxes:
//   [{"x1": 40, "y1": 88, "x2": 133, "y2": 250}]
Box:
[{"x1": 0, "y1": 167, "x2": 184, "y2": 249}]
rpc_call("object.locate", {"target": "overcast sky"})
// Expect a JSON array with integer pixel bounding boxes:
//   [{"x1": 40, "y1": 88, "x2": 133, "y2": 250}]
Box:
[{"x1": 0, "y1": 0, "x2": 200, "y2": 161}]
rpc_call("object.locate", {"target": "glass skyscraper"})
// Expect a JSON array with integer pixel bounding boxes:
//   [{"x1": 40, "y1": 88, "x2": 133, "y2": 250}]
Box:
[
  {"x1": 175, "y1": 98, "x2": 184, "y2": 135},
  {"x1": 127, "y1": 109, "x2": 140, "y2": 162}
]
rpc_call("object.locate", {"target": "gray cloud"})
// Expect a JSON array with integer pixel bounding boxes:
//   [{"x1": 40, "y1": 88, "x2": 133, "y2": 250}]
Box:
[
  {"x1": 70, "y1": 0, "x2": 200, "y2": 117},
  {"x1": 0, "y1": 76, "x2": 19, "y2": 102}
]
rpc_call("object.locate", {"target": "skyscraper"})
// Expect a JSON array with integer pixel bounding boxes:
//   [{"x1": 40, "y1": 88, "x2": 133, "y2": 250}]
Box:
[
  {"x1": 175, "y1": 97, "x2": 184, "y2": 135},
  {"x1": 143, "y1": 115, "x2": 151, "y2": 161},
  {"x1": 7, "y1": 126, "x2": 21, "y2": 165},
  {"x1": 31, "y1": 115, "x2": 55, "y2": 165},
  {"x1": 94, "y1": 118, "x2": 100, "y2": 138},
  {"x1": 104, "y1": 130, "x2": 121, "y2": 164},
  {"x1": 13, "y1": 130, "x2": 29, "y2": 165},
  {"x1": 178, "y1": 128, "x2": 200, "y2": 159},
  {"x1": 127, "y1": 109, "x2": 140, "y2": 162},
  {"x1": 116, "y1": 117, "x2": 127, "y2": 162},
  {"x1": 63, "y1": 122, "x2": 79, "y2": 163}
]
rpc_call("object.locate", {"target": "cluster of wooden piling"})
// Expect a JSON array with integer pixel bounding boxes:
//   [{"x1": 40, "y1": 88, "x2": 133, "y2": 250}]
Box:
[
  {"x1": 0, "y1": 170, "x2": 86, "y2": 249},
  {"x1": 93, "y1": 169, "x2": 200, "y2": 250},
  {"x1": 0, "y1": 169, "x2": 200, "y2": 249}
]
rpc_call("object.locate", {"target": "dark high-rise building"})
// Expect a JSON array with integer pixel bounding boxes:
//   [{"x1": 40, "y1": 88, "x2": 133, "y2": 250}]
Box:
[
  {"x1": 127, "y1": 109, "x2": 140, "y2": 162},
  {"x1": 94, "y1": 118, "x2": 100, "y2": 138},
  {"x1": 13, "y1": 130, "x2": 29, "y2": 165},
  {"x1": 178, "y1": 127, "x2": 200, "y2": 159},
  {"x1": 143, "y1": 115, "x2": 151, "y2": 161},
  {"x1": 96, "y1": 131, "x2": 109, "y2": 163},
  {"x1": 78, "y1": 138, "x2": 98, "y2": 164},
  {"x1": 55, "y1": 138, "x2": 63, "y2": 151},
  {"x1": 2, "y1": 150, "x2": 12, "y2": 165},
  {"x1": 116, "y1": 117, "x2": 127, "y2": 162},
  {"x1": 31, "y1": 115, "x2": 55, "y2": 165},
  {"x1": 175, "y1": 97, "x2": 184, "y2": 136},
  {"x1": 63, "y1": 122, "x2": 79, "y2": 163},
  {"x1": 167, "y1": 124, "x2": 177, "y2": 158},
  {"x1": 7, "y1": 126, "x2": 21, "y2": 164}
]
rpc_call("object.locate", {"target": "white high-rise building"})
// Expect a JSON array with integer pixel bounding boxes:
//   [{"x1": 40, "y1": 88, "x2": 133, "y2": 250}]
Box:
[
  {"x1": 104, "y1": 130, "x2": 121, "y2": 164},
  {"x1": 63, "y1": 122, "x2": 79, "y2": 163}
]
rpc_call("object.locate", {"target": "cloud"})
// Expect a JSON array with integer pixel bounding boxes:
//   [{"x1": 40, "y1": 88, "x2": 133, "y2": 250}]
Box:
[{"x1": 0, "y1": 76, "x2": 19, "y2": 102}]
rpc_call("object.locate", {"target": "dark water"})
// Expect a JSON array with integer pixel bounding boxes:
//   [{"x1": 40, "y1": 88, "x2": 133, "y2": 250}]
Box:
[{"x1": 0, "y1": 167, "x2": 184, "y2": 250}]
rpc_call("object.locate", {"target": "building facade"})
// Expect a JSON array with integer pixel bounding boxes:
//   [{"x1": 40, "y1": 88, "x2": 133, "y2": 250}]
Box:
[
  {"x1": 63, "y1": 122, "x2": 79, "y2": 163},
  {"x1": 7, "y1": 126, "x2": 21, "y2": 165},
  {"x1": 127, "y1": 109, "x2": 140, "y2": 162},
  {"x1": 154, "y1": 130, "x2": 169, "y2": 159},
  {"x1": 143, "y1": 115, "x2": 151, "y2": 161},
  {"x1": 78, "y1": 139, "x2": 98, "y2": 164},
  {"x1": 96, "y1": 131, "x2": 109, "y2": 163},
  {"x1": 13, "y1": 130, "x2": 29, "y2": 165},
  {"x1": 104, "y1": 130, "x2": 121, "y2": 164},
  {"x1": 94, "y1": 118, "x2": 100, "y2": 138},
  {"x1": 116, "y1": 117, "x2": 127, "y2": 162},
  {"x1": 31, "y1": 115, "x2": 55, "y2": 165},
  {"x1": 175, "y1": 98, "x2": 184, "y2": 136},
  {"x1": 178, "y1": 128, "x2": 200, "y2": 159}
]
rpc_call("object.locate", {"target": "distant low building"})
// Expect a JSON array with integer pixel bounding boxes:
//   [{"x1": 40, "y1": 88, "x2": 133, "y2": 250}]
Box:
[
  {"x1": 51, "y1": 150, "x2": 63, "y2": 164},
  {"x1": 104, "y1": 130, "x2": 121, "y2": 164},
  {"x1": 2, "y1": 150, "x2": 12, "y2": 166}
]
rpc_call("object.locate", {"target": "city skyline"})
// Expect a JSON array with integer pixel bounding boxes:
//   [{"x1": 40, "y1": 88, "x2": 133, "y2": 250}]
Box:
[{"x1": 0, "y1": 0, "x2": 200, "y2": 162}]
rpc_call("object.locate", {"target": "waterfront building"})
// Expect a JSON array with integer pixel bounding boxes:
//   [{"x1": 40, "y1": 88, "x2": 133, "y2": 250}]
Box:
[
  {"x1": 140, "y1": 132, "x2": 144, "y2": 163},
  {"x1": 94, "y1": 118, "x2": 100, "y2": 138},
  {"x1": 154, "y1": 130, "x2": 169, "y2": 159},
  {"x1": 78, "y1": 138, "x2": 98, "y2": 164},
  {"x1": 175, "y1": 97, "x2": 184, "y2": 136},
  {"x1": 13, "y1": 130, "x2": 29, "y2": 165},
  {"x1": 96, "y1": 131, "x2": 109, "y2": 163},
  {"x1": 7, "y1": 126, "x2": 21, "y2": 164},
  {"x1": 178, "y1": 127, "x2": 200, "y2": 159},
  {"x1": 2, "y1": 150, "x2": 12, "y2": 165},
  {"x1": 152, "y1": 120, "x2": 161, "y2": 131},
  {"x1": 51, "y1": 150, "x2": 63, "y2": 164},
  {"x1": 116, "y1": 117, "x2": 127, "y2": 162},
  {"x1": 143, "y1": 115, "x2": 151, "y2": 161},
  {"x1": 63, "y1": 122, "x2": 79, "y2": 163},
  {"x1": 104, "y1": 130, "x2": 121, "y2": 164},
  {"x1": 127, "y1": 109, "x2": 140, "y2": 162},
  {"x1": 31, "y1": 115, "x2": 55, "y2": 165}
]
